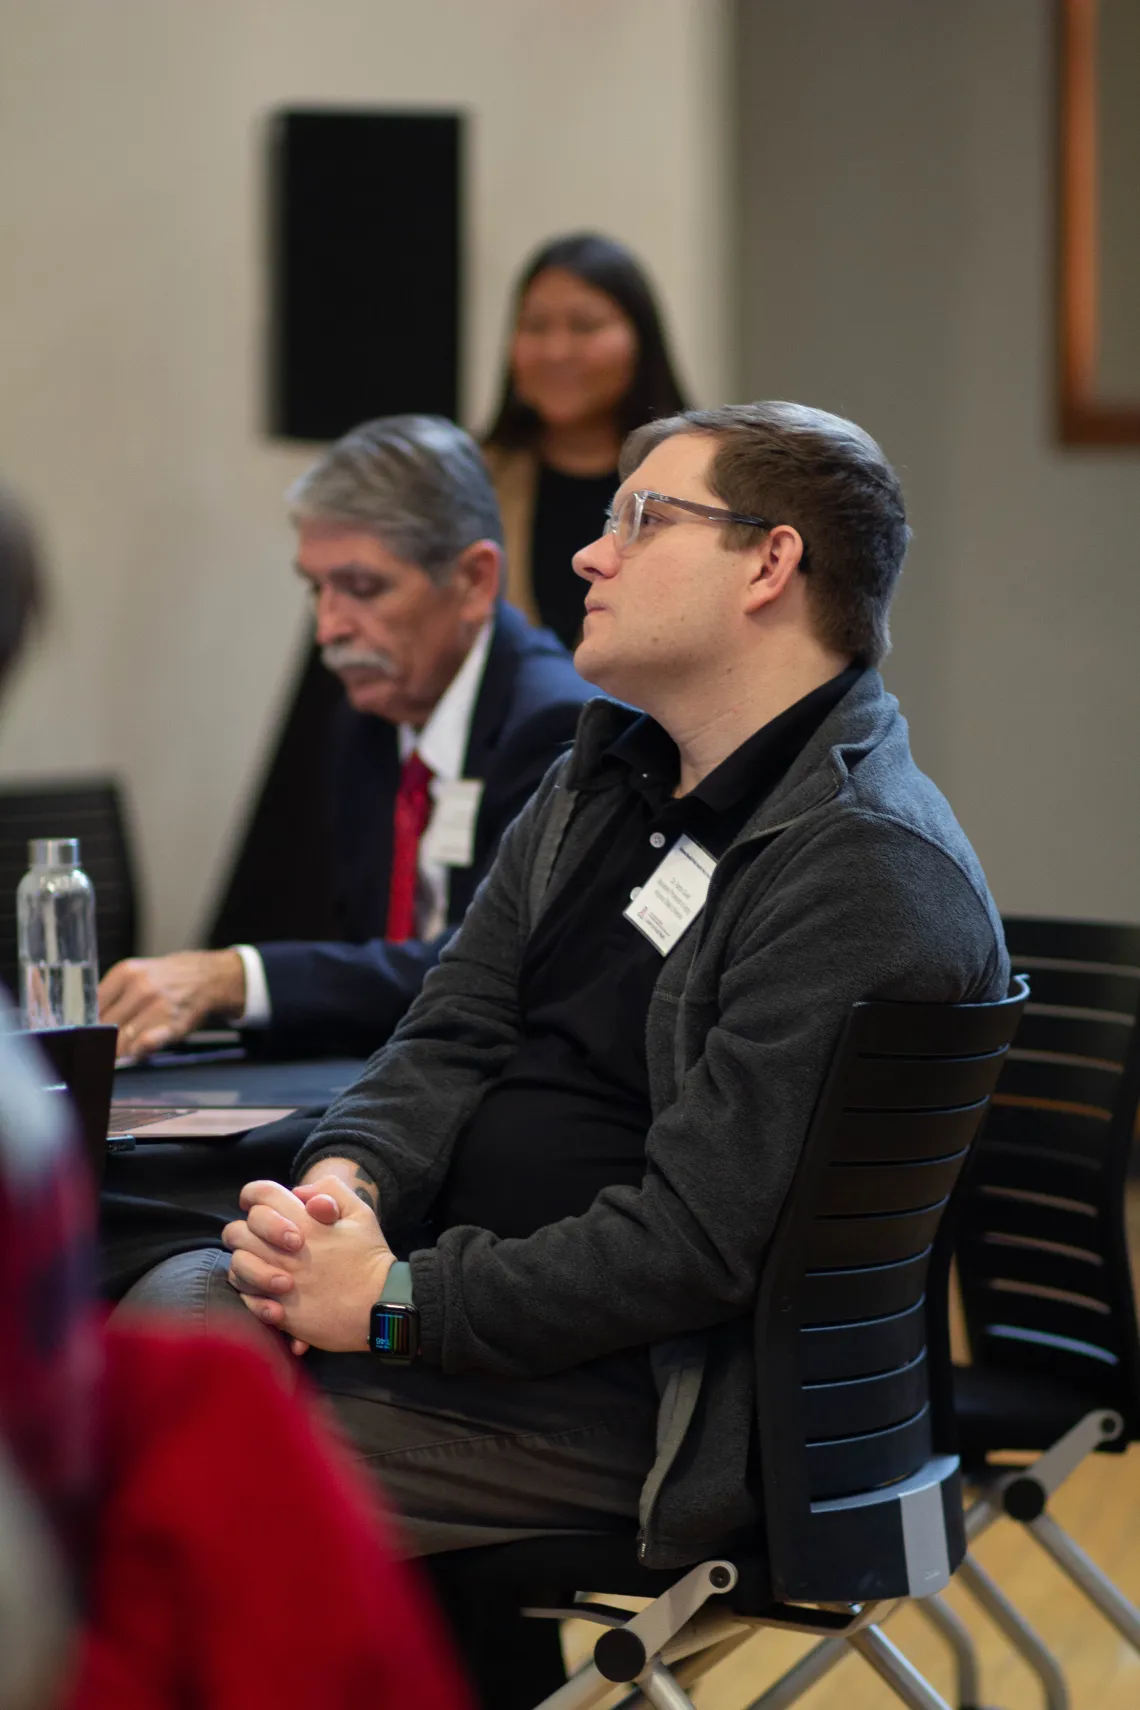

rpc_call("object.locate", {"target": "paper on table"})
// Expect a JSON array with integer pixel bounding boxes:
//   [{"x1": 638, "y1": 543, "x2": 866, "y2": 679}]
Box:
[{"x1": 126, "y1": 1107, "x2": 298, "y2": 1139}]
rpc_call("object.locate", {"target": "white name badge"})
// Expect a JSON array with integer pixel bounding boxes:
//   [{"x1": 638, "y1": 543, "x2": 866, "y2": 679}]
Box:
[
  {"x1": 623, "y1": 834, "x2": 717, "y2": 956},
  {"x1": 421, "y1": 778, "x2": 485, "y2": 868}
]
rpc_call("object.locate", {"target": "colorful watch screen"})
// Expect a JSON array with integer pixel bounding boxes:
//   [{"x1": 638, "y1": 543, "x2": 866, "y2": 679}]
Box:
[{"x1": 371, "y1": 1307, "x2": 415, "y2": 1357}]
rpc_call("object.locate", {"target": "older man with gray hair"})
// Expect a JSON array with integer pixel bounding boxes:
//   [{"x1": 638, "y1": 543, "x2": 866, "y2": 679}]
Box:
[{"x1": 100, "y1": 415, "x2": 593, "y2": 1058}]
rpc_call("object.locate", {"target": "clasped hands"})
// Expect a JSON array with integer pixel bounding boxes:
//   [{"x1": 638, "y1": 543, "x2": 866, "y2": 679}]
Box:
[{"x1": 222, "y1": 1164, "x2": 395, "y2": 1356}]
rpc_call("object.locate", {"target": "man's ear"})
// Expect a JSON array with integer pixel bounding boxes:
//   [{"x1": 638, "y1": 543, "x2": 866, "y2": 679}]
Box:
[
  {"x1": 742, "y1": 523, "x2": 805, "y2": 613},
  {"x1": 452, "y1": 540, "x2": 502, "y2": 623}
]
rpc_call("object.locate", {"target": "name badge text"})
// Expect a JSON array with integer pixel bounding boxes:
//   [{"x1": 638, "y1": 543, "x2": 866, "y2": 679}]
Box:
[{"x1": 623, "y1": 834, "x2": 716, "y2": 956}]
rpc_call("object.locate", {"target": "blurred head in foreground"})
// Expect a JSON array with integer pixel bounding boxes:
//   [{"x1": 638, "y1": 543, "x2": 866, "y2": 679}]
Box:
[{"x1": 0, "y1": 486, "x2": 87, "y2": 1710}]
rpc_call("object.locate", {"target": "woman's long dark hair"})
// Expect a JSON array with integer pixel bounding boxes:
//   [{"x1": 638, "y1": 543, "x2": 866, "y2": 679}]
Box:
[
  {"x1": 483, "y1": 232, "x2": 690, "y2": 451},
  {"x1": 0, "y1": 489, "x2": 42, "y2": 695}
]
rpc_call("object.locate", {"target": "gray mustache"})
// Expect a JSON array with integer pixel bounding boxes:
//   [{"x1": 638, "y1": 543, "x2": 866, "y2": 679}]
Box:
[{"x1": 321, "y1": 644, "x2": 398, "y2": 676}]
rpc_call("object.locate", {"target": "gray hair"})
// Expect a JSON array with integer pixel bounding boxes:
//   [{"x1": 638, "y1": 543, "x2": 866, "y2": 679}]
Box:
[{"x1": 287, "y1": 415, "x2": 504, "y2": 584}]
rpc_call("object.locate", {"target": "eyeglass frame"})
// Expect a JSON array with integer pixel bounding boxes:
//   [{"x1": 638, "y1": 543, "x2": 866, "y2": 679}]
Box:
[{"x1": 604, "y1": 489, "x2": 807, "y2": 566}]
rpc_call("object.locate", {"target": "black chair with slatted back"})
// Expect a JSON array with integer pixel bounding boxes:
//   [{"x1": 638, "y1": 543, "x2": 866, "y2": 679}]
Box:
[
  {"x1": 0, "y1": 781, "x2": 138, "y2": 995},
  {"x1": 431, "y1": 981, "x2": 1029, "y2": 1710},
  {"x1": 949, "y1": 916, "x2": 1140, "y2": 1667}
]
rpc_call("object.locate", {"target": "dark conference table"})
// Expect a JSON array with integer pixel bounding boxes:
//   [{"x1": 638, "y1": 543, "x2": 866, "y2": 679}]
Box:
[
  {"x1": 114, "y1": 1050, "x2": 368, "y2": 1112},
  {"x1": 101, "y1": 1049, "x2": 367, "y2": 1295}
]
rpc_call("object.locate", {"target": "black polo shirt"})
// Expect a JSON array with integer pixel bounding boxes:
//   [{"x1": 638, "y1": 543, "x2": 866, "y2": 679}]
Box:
[{"x1": 431, "y1": 667, "x2": 862, "y2": 1240}]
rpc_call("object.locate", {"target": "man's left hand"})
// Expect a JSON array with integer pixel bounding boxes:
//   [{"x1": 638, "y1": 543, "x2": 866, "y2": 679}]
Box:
[{"x1": 223, "y1": 1177, "x2": 395, "y2": 1354}]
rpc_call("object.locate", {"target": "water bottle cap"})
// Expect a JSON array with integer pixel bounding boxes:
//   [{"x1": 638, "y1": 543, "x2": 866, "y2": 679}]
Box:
[{"x1": 28, "y1": 837, "x2": 81, "y2": 868}]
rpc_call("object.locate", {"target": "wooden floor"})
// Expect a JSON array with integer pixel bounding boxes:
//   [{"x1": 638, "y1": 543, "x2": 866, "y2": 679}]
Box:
[{"x1": 564, "y1": 1188, "x2": 1140, "y2": 1709}]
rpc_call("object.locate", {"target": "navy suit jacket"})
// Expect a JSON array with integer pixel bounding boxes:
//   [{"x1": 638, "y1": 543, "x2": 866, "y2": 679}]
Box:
[{"x1": 254, "y1": 603, "x2": 595, "y2": 1054}]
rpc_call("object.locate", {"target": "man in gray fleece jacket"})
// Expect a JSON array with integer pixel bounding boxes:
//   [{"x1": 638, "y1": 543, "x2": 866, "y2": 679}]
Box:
[{"x1": 163, "y1": 404, "x2": 1008, "y2": 1587}]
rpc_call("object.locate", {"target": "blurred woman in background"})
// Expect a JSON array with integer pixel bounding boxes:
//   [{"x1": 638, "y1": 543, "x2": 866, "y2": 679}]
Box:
[{"x1": 482, "y1": 231, "x2": 689, "y2": 648}]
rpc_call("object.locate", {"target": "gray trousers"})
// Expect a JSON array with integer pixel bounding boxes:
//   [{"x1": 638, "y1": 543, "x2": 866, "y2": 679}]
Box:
[{"x1": 119, "y1": 1247, "x2": 659, "y2": 1556}]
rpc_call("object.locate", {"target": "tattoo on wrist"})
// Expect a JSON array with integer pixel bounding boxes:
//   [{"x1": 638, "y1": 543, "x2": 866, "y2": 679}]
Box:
[{"x1": 351, "y1": 1165, "x2": 380, "y2": 1214}]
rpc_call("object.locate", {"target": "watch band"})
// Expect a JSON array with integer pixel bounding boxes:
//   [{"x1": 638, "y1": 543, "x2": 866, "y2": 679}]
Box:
[{"x1": 379, "y1": 1260, "x2": 414, "y2": 1305}]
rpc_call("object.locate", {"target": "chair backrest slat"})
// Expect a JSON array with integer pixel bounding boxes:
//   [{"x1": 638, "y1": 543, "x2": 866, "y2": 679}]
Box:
[
  {"x1": 1011, "y1": 1010, "x2": 1133, "y2": 1064},
  {"x1": 806, "y1": 1204, "x2": 945, "y2": 1269},
  {"x1": 963, "y1": 1238, "x2": 1109, "y2": 1307},
  {"x1": 803, "y1": 1406, "x2": 933, "y2": 1502},
  {"x1": 983, "y1": 1101, "x2": 1111, "y2": 1167},
  {"x1": 800, "y1": 1297, "x2": 927, "y2": 1380},
  {"x1": 836, "y1": 1102, "x2": 987, "y2": 1162},
  {"x1": 820, "y1": 1153, "x2": 971, "y2": 1216},
  {"x1": 963, "y1": 1185, "x2": 1103, "y2": 1252},
  {"x1": 1000, "y1": 917, "x2": 1140, "y2": 966},
  {"x1": 845, "y1": 1051, "x2": 1010, "y2": 1109},
  {"x1": 802, "y1": 1350, "x2": 929, "y2": 1439},
  {"x1": 994, "y1": 1055, "x2": 1122, "y2": 1113},
  {"x1": 798, "y1": 1250, "x2": 930, "y2": 1325}
]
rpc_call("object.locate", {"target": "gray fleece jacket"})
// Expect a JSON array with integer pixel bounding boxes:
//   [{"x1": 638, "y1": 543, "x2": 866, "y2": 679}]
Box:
[{"x1": 295, "y1": 670, "x2": 1009, "y2": 1566}]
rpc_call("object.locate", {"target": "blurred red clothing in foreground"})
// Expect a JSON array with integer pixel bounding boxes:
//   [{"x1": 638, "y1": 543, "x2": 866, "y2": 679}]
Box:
[{"x1": 66, "y1": 1323, "x2": 472, "y2": 1710}]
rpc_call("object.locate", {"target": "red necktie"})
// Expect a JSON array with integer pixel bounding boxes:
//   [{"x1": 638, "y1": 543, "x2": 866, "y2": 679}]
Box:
[{"x1": 386, "y1": 751, "x2": 435, "y2": 943}]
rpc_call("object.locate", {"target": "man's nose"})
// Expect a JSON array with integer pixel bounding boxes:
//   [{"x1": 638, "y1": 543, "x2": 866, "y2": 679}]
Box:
[
  {"x1": 572, "y1": 531, "x2": 620, "y2": 582},
  {"x1": 313, "y1": 585, "x2": 354, "y2": 645}
]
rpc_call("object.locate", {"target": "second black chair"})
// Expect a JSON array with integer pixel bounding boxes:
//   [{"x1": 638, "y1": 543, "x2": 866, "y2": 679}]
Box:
[{"x1": 945, "y1": 916, "x2": 1140, "y2": 1704}]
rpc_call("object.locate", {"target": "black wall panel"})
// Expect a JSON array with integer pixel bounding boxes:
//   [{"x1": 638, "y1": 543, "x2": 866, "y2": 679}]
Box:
[{"x1": 267, "y1": 109, "x2": 462, "y2": 440}]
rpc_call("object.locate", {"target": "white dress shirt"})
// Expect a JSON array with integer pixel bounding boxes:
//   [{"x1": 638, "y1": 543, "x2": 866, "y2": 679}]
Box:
[{"x1": 234, "y1": 620, "x2": 493, "y2": 1027}]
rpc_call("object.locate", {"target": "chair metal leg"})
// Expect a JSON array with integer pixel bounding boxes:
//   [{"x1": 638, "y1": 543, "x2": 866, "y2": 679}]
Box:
[
  {"x1": 530, "y1": 1561, "x2": 739, "y2": 1707},
  {"x1": 637, "y1": 1660, "x2": 699, "y2": 1710},
  {"x1": 956, "y1": 1554, "x2": 1069, "y2": 1710},
  {"x1": 742, "y1": 1635, "x2": 849, "y2": 1710},
  {"x1": 915, "y1": 1593, "x2": 984, "y2": 1710},
  {"x1": 1027, "y1": 1510, "x2": 1140, "y2": 1652},
  {"x1": 964, "y1": 1490, "x2": 1003, "y2": 1545},
  {"x1": 667, "y1": 1625, "x2": 756, "y2": 1692},
  {"x1": 848, "y1": 1625, "x2": 955, "y2": 1710},
  {"x1": 533, "y1": 1659, "x2": 623, "y2": 1710}
]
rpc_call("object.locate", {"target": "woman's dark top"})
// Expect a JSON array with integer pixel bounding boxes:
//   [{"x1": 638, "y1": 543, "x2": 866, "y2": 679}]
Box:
[{"x1": 530, "y1": 463, "x2": 618, "y2": 648}]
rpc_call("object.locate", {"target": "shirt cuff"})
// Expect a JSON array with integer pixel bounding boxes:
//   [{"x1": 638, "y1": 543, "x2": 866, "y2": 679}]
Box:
[{"x1": 231, "y1": 945, "x2": 271, "y2": 1028}]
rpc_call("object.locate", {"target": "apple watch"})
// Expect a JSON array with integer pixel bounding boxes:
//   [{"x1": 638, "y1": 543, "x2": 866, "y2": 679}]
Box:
[{"x1": 369, "y1": 1261, "x2": 420, "y2": 1363}]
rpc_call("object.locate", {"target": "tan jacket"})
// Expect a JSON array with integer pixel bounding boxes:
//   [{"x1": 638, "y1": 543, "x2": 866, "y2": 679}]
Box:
[{"x1": 481, "y1": 443, "x2": 540, "y2": 625}]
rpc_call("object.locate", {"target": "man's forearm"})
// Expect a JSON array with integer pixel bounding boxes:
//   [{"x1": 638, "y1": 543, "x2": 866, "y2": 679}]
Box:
[{"x1": 298, "y1": 1155, "x2": 380, "y2": 1216}]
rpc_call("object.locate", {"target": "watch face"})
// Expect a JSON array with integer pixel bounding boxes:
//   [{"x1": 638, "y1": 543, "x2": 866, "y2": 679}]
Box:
[{"x1": 371, "y1": 1306, "x2": 415, "y2": 1358}]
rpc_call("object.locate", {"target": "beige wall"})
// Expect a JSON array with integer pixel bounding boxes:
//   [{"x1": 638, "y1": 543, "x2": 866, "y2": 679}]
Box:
[
  {"x1": 0, "y1": 0, "x2": 731, "y2": 951},
  {"x1": 734, "y1": 0, "x2": 1140, "y2": 921}
]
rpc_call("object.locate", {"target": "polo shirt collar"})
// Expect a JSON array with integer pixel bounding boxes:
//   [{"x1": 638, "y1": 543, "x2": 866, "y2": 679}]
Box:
[{"x1": 604, "y1": 664, "x2": 865, "y2": 818}]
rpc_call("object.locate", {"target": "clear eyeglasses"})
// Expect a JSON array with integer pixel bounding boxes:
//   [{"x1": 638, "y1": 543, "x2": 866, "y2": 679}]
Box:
[{"x1": 604, "y1": 489, "x2": 779, "y2": 554}]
